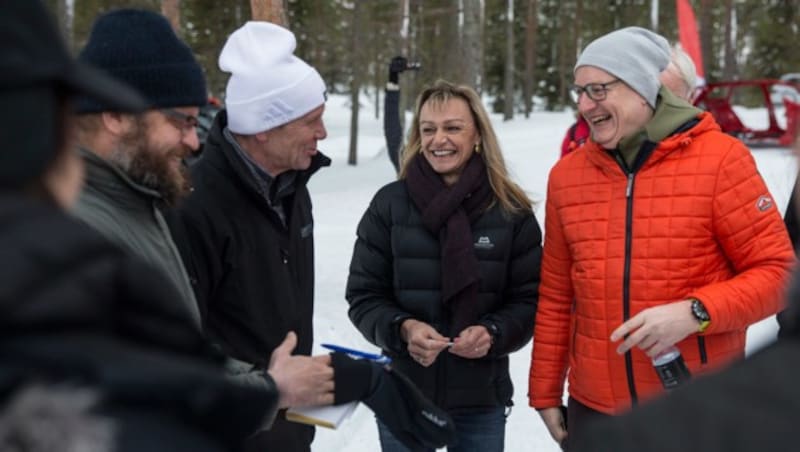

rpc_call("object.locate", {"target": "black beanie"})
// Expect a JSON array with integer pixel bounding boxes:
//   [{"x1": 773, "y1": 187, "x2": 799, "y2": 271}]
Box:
[{"x1": 76, "y1": 9, "x2": 207, "y2": 113}]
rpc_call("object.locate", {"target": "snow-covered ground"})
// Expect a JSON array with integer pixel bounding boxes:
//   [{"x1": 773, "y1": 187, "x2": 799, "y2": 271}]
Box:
[{"x1": 309, "y1": 95, "x2": 798, "y2": 452}]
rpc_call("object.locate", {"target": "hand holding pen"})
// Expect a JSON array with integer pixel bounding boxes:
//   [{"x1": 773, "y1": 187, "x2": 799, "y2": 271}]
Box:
[
  {"x1": 400, "y1": 319, "x2": 451, "y2": 367},
  {"x1": 448, "y1": 325, "x2": 492, "y2": 360}
]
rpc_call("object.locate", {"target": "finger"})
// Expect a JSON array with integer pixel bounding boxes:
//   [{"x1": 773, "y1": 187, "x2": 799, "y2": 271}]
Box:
[
  {"x1": 637, "y1": 334, "x2": 658, "y2": 352},
  {"x1": 317, "y1": 380, "x2": 335, "y2": 394},
  {"x1": 645, "y1": 342, "x2": 669, "y2": 358},
  {"x1": 616, "y1": 328, "x2": 646, "y2": 355},
  {"x1": 316, "y1": 392, "x2": 335, "y2": 406},
  {"x1": 428, "y1": 338, "x2": 451, "y2": 351},
  {"x1": 311, "y1": 354, "x2": 332, "y2": 365},
  {"x1": 275, "y1": 331, "x2": 298, "y2": 356},
  {"x1": 610, "y1": 315, "x2": 645, "y2": 342}
]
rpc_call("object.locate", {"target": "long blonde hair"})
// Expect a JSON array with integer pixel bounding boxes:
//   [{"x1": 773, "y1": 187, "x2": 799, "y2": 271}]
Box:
[{"x1": 398, "y1": 80, "x2": 533, "y2": 214}]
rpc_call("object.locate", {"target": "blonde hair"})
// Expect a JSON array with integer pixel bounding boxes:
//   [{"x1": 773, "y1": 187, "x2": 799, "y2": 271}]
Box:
[{"x1": 398, "y1": 80, "x2": 533, "y2": 215}]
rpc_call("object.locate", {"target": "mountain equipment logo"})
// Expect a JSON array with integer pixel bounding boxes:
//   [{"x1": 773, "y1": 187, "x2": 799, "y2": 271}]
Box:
[
  {"x1": 474, "y1": 236, "x2": 494, "y2": 250},
  {"x1": 756, "y1": 195, "x2": 774, "y2": 212},
  {"x1": 421, "y1": 410, "x2": 449, "y2": 427}
]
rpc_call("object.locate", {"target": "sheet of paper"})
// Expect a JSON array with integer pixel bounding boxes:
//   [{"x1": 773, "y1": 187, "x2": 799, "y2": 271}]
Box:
[{"x1": 285, "y1": 401, "x2": 359, "y2": 429}]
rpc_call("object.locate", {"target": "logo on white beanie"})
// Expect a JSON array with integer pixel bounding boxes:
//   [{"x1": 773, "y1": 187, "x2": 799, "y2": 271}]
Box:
[{"x1": 219, "y1": 22, "x2": 327, "y2": 134}]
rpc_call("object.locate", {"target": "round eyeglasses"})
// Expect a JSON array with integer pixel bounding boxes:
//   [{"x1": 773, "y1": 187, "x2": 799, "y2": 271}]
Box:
[{"x1": 570, "y1": 79, "x2": 621, "y2": 103}]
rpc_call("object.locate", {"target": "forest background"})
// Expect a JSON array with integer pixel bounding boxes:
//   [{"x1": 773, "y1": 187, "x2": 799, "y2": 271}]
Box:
[{"x1": 45, "y1": 0, "x2": 799, "y2": 161}]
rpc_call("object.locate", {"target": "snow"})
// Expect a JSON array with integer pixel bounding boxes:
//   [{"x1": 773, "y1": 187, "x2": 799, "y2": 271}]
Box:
[{"x1": 308, "y1": 95, "x2": 798, "y2": 451}]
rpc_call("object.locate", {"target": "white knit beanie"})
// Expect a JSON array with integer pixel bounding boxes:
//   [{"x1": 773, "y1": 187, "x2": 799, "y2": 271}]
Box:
[
  {"x1": 575, "y1": 27, "x2": 671, "y2": 108},
  {"x1": 219, "y1": 22, "x2": 326, "y2": 134}
]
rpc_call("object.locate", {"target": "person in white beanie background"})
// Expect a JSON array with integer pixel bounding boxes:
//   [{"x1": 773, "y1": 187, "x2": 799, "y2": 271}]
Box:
[
  {"x1": 528, "y1": 26, "x2": 793, "y2": 450},
  {"x1": 167, "y1": 21, "x2": 332, "y2": 452}
]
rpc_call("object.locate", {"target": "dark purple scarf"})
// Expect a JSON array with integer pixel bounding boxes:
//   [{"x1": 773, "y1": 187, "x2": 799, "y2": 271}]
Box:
[{"x1": 406, "y1": 153, "x2": 493, "y2": 333}]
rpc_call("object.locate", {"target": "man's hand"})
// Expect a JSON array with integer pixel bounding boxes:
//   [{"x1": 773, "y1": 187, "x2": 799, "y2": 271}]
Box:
[
  {"x1": 610, "y1": 299, "x2": 698, "y2": 357},
  {"x1": 448, "y1": 325, "x2": 492, "y2": 359},
  {"x1": 267, "y1": 331, "x2": 334, "y2": 408},
  {"x1": 538, "y1": 406, "x2": 567, "y2": 448},
  {"x1": 401, "y1": 319, "x2": 450, "y2": 367}
]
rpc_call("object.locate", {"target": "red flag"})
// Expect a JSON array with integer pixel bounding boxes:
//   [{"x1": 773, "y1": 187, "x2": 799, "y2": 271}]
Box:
[{"x1": 677, "y1": 0, "x2": 705, "y2": 85}]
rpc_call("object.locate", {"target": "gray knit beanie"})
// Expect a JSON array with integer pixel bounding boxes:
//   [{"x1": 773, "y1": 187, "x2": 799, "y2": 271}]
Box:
[{"x1": 575, "y1": 27, "x2": 670, "y2": 108}]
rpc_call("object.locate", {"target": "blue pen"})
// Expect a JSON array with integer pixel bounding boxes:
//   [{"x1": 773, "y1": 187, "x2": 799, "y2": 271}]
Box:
[{"x1": 321, "y1": 343, "x2": 392, "y2": 365}]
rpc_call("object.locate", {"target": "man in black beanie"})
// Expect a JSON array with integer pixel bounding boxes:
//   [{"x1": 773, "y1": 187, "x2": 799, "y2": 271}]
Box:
[{"x1": 71, "y1": 8, "x2": 207, "y2": 327}]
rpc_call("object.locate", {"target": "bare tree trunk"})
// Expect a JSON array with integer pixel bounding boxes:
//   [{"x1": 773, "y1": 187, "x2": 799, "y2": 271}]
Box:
[
  {"x1": 722, "y1": 0, "x2": 738, "y2": 79},
  {"x1": 503, "y1": 0, "x2": 515, "y2": 121},
  {"x1": 699, "y1": 0, "x2": 714, "y2": 81},
  {"x1": 650, "y1": 0, "x2": 659, "y2": 32},
  {"x1": 250, "y1": 0, "x2": 288, "y2": 26},
  {"x1": 162, "y1": 0, "x2": 181, "y2": 34},
  {"x1": 462, "y1": 0, "x2": 483, "y2": 91},
  {"x1": 348, "y1": 2, "x2": 364, "y2": 166},
  {"x1": 523, "y1": 0, "x2": 538, "y2": 117},
  {"x1": 55, "y1": 0, "x2": 74, "y2": 51}
]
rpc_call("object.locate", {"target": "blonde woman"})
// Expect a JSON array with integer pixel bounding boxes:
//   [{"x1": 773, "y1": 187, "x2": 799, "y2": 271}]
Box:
[{"x1": 346, "y1": 80, "x2": 542, "y2": 452}]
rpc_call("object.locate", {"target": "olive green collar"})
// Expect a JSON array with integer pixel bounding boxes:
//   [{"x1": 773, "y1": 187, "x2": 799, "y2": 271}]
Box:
[{"x1": 617, "y1": 86, "x2": 703, "y2": 168}]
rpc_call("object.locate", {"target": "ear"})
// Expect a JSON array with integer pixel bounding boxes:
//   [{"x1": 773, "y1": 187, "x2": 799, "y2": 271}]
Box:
[
  {"x1": 254, "y1": 130, "x2": 270, "y2": 143},
  {"x1": 100, "y1": 111, "x2": 134, "y2": 136}
]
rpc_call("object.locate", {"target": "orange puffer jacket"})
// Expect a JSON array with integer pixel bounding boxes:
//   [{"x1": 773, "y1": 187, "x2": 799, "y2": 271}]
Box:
[{"x1": 529, "y1": 112, "x2": 794, "y2": 414}]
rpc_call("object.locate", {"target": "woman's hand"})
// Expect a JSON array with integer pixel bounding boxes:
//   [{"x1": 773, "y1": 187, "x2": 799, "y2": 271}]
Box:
[
  {"x1": 401, "y1": 319, "x2": 451, "y2": 367},
  {"x1": 448, "y1": 325, "x2": 492, "y2": 359}
]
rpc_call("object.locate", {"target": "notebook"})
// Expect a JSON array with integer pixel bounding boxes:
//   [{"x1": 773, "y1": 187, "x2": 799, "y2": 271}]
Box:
[{"x1": 286, "y1": 401, "x2": 359, "y2": 429}]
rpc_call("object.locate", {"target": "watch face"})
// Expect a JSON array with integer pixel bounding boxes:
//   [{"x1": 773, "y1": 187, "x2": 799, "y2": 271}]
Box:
[{"x1": 692, "y1": 300, "x2": 710, "y2": 321}]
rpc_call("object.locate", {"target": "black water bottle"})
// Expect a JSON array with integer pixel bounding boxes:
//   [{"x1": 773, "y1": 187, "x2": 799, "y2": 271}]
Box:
[{"x1": 652, "y1": 345, "x2": 691, "y2": 390}]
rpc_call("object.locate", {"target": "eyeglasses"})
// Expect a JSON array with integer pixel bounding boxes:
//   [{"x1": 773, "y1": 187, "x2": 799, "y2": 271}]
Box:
[
  {"x1": 570, "y1": 79, "x2": 622, "y2": 103},
  {"x1": 160, "y1": 108, "x2": 199, "y2": 134}
]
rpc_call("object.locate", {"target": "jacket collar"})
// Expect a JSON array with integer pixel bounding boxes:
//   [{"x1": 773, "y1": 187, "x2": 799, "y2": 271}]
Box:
[
  {"x1": 584, "y1": 90, "x2": 717, "y2": 171},
  {"x1": 202, "y1": 109, "x2": 331, "y2": 195},
  {"x1": 79, "y1": 147, "x2": 163, "y2": 209}
]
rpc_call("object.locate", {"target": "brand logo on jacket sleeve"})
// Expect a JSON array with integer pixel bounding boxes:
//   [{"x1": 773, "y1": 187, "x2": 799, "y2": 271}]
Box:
[{"x1": 755, "y1": 195, "x2": 774, "y2": 212}]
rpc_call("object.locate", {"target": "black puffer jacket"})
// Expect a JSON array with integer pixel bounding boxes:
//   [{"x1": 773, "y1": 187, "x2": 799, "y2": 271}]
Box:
[
  {"x1": 346, "y1": 181, "x2": 541, "y2": 411},
  {"x1": 0, "y1": 195, "x2": 274, "y2": 452}
]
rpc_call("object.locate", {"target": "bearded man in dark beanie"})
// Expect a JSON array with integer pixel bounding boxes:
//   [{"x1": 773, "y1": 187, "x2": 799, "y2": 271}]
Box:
[{"x1": 72, "y1": 9, "x2": 207, "y2": 328}]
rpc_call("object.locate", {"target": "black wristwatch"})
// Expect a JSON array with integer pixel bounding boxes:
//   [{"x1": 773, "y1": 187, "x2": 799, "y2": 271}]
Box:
[{"x1": 691, "y1": 299, "x2": 711, "y2": 333}]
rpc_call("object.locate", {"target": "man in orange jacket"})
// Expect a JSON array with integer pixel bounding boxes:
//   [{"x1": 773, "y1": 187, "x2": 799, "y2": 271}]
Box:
[{"x1": 528, "y1": 26, "x2": 794, "y2": 450}]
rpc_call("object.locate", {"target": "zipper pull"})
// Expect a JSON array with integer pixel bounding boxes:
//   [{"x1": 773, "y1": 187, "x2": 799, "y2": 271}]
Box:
[{"x1": 626, "y1": 173, "x2": 634, "y2": 198}]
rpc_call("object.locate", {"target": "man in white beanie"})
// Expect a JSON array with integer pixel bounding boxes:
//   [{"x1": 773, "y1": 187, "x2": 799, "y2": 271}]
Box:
[
  {"x1": 528, "y1": 26, "x2": 793, "y2": 450},
  {"x1": 167, "y1": 22, "x2": 331, "y2": 452}
]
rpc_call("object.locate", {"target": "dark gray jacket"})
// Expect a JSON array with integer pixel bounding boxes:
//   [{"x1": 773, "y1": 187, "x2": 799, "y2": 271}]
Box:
[{"x1": 74, "y1": 148, "x2": 200, "y2": 327}]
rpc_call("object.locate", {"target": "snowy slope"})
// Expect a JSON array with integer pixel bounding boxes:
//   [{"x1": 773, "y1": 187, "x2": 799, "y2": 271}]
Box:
[{"x1": 308, "y1": 95, "x2": 797, "y2": 452}]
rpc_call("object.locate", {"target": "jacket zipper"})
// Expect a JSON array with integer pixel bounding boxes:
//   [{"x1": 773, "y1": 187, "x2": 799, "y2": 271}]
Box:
[
  {"x1": 621, "y1": 170, "x2": 639, "y2": 406},
  {"x1": 697, "y1": 336, "x2": 708, "y2": 364},
  {"x1": 614, "y1": 140, "x2": 658, "y2": 407}
]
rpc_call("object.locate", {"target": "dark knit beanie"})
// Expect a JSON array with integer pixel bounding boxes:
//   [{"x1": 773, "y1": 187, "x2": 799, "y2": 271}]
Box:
[{"x1": 76, "y1": 9, "x2": 207, "y2": 113}]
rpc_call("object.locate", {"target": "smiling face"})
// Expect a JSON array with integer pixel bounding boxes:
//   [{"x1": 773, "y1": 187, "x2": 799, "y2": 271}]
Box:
[
  {"x1": 419, "y1": 97, "x2": 480, "y2": 186},
  {"x1": 259, "y1": 104, "x2": 327, "y2": 176},
  {"x1": 575, "y1": 66, "x2": 653, "y2": 150},
  {"x1": 110, "y1": 106, "x2": 200, "y2": 206}
]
